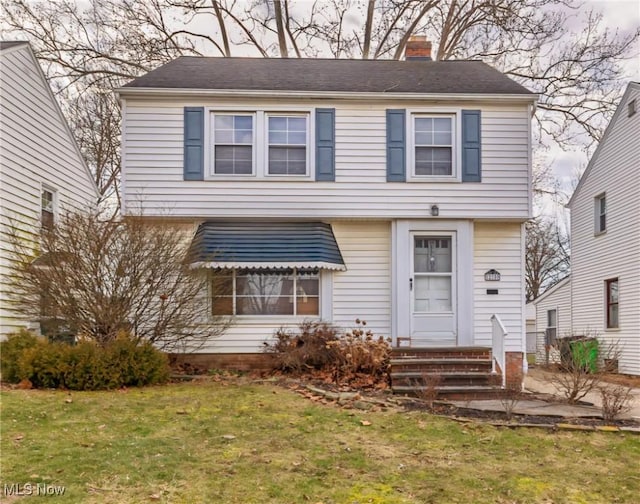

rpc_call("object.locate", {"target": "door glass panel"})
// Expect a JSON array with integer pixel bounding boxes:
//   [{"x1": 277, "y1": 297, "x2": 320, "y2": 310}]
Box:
[
  {"x1": 414, "y1": 237, "x2": 451, "y2": 272},
  {"x1": 413, "y1": 236, "x2": 453, "y2": 313}
]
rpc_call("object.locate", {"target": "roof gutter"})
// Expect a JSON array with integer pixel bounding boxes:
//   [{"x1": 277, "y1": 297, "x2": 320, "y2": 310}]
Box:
[{"x1": 116, "y1": 86, "x2": 538, "y2": 103}]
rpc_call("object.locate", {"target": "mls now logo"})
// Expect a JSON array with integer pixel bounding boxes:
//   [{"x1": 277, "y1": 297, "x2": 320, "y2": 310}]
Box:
[{"x1": 4, "y1": 483, "x2": 66, "y2": 496}]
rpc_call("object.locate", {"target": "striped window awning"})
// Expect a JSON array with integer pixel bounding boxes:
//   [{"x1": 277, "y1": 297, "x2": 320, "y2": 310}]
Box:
[{"x1": 188, "y1": 222, "x2": 346, "y2": 271}]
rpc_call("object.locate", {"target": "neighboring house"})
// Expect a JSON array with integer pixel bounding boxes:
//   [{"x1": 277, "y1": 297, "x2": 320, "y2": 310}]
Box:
[
  {"x1": 566, "y1": 81, "x2": 640, "y2": 376},
  {"x1": 531, "y1": 276, "x2": 571, "y2": 365},
  {"x1": 117, "y1": 38, "x2": 537, "y2": 384},
  {"x1": 0, "y1": 41, "x2": 99, "y2": 335}
]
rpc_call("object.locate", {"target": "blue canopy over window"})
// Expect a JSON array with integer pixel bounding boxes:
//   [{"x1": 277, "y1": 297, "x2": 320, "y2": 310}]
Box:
[{"x1": 188, "y1": 221, "x2": 346, "y2": 271}]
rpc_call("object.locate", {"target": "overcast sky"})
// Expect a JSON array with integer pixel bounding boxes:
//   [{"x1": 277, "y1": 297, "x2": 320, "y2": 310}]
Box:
[{"x1": 539, "y1": 0, "x2": 639, "y2": 211}]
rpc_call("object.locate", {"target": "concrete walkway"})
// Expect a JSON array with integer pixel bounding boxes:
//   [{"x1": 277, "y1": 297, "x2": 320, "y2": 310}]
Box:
[
  {"x1": 452, "y1": 398, "x2": 603, "y2": 418},
  {"x1": 524, "y1": 367, "x2": 640, "y2": 420},
  {"x1": 450, "y1": 368, "x2": 640, "y2": 421}
]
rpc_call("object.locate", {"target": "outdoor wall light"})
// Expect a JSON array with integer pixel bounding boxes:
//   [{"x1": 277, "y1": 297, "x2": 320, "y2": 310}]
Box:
[
  {"x1": 430, "y1": 204, "x2": 439, "y2": 216},
  {"x1": 484, "y1": 269, "x2": 501, "y2": 281}
]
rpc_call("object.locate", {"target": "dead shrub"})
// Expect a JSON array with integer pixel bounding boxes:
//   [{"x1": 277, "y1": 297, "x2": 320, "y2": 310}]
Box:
[
  {"x1": 265, "y1": 319, "x2": 391, "y2": 387},
  {"x1": 599, "y1": 384, "x2": 633, "y2": 422},
  {"x1": 413, "y1": 372, "x2": 442, "y2": 409},
  {"x1": 546, "y1": 332, "x2": 620, "y2": 404},
  {"x1": 500, "y1": 382, "x2": 522, "y2": 421},
  {"x1": 265, "y1": 320, "x2": 341, "y2": 373}
]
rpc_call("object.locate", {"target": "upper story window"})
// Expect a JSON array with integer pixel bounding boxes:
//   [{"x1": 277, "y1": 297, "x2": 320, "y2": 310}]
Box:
[
  {"x1": 267, "y1": 115, "x2": 308, "y2": 175},
  {"x1": 41, "y1": 188, "x2": 55, "y2": 232},
  {"x1": 412, "y1": 115, "x2": 454, "y2": 178},
  {"x1": 212, "y1": 114, "x2": 254, "y2": 175},
  {"x1": 606, "y1": 278, "x2": 619, "y2": 329},
  {"x1": 628, "y1": 99, "x2": 636, "y2": 117},
  {"x1": 209, "y1": 110, "x2": 311, "y2": 178},
  {"x1": 595, "y1": 193, "x2": 606, "y2": 234}
]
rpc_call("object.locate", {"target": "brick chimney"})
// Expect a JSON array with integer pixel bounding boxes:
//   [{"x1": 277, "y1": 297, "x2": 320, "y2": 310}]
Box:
[{"x1": 405, "y1": 35, "x2": 432, "y2": 61}]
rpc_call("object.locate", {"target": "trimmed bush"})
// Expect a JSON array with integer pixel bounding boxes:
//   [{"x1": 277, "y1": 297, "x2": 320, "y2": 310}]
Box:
[
  {"x1": 0, "y1": 329, "x2": 41, "y2": 383},
  {"x1": 1, "y1": 332, "x2": 170, "y2": 390}
]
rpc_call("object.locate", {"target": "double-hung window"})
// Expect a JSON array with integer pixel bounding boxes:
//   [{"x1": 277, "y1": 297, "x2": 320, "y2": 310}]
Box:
[
  {"x1": 41, "y1": 188, "x2": 55, "y2": 232},
  {"x1": 213, "y1": 114, "x2": 254, "y2": 175},
  {"x1": 414, "y1": 116, "x2": 454, "y2": 177},
  {"x1": 210, "y1": 111, "x2": 311, "y2": 178},
  {"x1": 546, "y1": 309, "x2": 557, "y2": 345},
  {"x1": 212, "y1": 268, "x2": 319, "y2": 316},
  {"x1": 595, "y1": 193, "x2": 606, "y2": 234},
  {"x1": 606, "y1": 278, "x2": 619, "y2": 329},
  {"x1": 267, "y1": 115, "x2": 308, "y2": 175}
]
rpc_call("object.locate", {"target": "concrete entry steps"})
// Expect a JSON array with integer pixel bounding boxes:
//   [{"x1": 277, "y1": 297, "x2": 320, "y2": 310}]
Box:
[{"x1": 390, "y1": 346, "x2": 503, "y2": 399}]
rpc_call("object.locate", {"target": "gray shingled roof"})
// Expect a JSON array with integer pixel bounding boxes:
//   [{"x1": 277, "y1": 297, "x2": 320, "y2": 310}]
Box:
[
  {"x1": 0, "y1": 41, "x2": 29, "y2": 51},
  {"x1": 123, "y1": 57, "x2": 533, "y2": 95}
]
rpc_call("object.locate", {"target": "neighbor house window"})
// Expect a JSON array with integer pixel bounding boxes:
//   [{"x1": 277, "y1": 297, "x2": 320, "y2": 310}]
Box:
[
  {"x1": 267, "y1": 115, "x2": 308, "y2": 175},
  {"x1": 41, "y1": 188, "x2": 55, "y2": 231},
  {"x1": 595, "y1": 193, "x2": 606, "y2": 234},
  {"x1": 606, "y1": 278, "x2": 619, "y2": 329},
  {"x1": 629, "y1": 99, "x2": 636, "y2": 117},
  {"x1": 212, "y1": 268, "x2": 319, "y2": 316},
  {"x1": 213, "y1": 114, "x2": 254, "y2": 175},
  {"x1": 413, "y1": 116, "x2": 454, "y2": 176},
  {"x1": 546, "y1": 309, "x2": 557, "y2": 346}
]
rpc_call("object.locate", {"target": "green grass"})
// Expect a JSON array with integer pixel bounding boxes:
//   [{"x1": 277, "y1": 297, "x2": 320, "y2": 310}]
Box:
[{"x1": 1, "y1": 381, "x2": 639, "y2": 503}]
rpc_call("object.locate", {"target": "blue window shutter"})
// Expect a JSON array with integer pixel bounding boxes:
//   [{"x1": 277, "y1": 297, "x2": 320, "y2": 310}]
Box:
[
  {"x1": 386, "y1": 109, "x2": 406, "y2": 182},
  {"x1": 461, "y1": 110, "x2": 481, "y2": 182},
  {"x1": 184, "y1": 107, "x2": 204, "y2": 181},
  {"x1": 315, "y1": 108, "x2": 335, "y2": 181}
]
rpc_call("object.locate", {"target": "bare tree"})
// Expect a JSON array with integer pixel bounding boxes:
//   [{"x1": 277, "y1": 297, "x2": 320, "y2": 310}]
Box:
[
  {"x1": 7, "y1": 209, "x2": 231, "y2": 351},
  {"x1": 65, "y1": 90, "x2": 121, "y2": 208},
  {"x1": 525, "y1": 218, "x2": 570, "y2": 302}
]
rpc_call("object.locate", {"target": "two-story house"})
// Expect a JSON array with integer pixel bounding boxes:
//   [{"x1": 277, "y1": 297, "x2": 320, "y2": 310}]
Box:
[
  {"x1": 565, "y1": 81, "x2": 640, "y2": 376},
  {"x1": 117, "y1": 38, "x2": 537, "y2": 386},
  {"x1": 0, "y1": 41, "x2": 99, "y2": 335}
]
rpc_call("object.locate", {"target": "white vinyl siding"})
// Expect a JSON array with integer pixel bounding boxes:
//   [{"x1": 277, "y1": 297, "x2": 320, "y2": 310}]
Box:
[
  {"x1": 122, "y1": 99, "x2": 531, "y2": 219},
  {"x1": 331, "y1": 221, "x2": 391, "y2": 338},
  {"x1": 473, "y1": 222, "x2": 525, "y2": 352},
  {"x1": 570, "y1": 84, "x2": 640, "y2": 375},
  {"x1": 0, "y1": 45, "x2": 97, "y2": 335}
]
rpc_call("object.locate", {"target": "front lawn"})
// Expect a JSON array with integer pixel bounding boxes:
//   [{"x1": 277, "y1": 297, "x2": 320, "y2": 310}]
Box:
[{"x1": 1, "y1": 380, "x2": 639, "y2": 503}]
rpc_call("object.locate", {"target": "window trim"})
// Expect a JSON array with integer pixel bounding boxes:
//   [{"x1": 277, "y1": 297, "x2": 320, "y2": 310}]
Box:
[
  {"x1": 605, "y1": 278, "x2": 619, "y2": 329},
  {"x1": 205, "y1": 107, "x2": 315, "y2": 181},
  {"x1": 595, "y1": 193, "x2": 607, "y2": 235},
  {"x1": 407, "y1": 109, "x2": 460, "y2": 182},
  {"x1": 264, "y1": 113, "x2": 311, "y2": 178},
  {"x1": 210, "y1": 267, "x2": 321, "y2": 318}
]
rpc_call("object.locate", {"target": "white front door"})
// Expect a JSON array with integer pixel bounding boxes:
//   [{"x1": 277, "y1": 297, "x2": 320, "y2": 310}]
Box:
[{"x1": 410, "y1": 234, "x2": 457, "y2": 346}]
